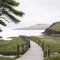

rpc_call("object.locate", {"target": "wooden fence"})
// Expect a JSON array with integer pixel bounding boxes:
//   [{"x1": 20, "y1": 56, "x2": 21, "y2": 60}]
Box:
[
  {"x1": 17, "y1": 36, "x2": 30, "y2": 57},
  {"x1": 36, "y1": 39, "x2": 44, "y2": 51},
  {"x1": 36, "y1": 39, "x2": 50, "y2": 57},
  {"x1": 30, "y1": 37, "x2": 50, "y2": 57}
]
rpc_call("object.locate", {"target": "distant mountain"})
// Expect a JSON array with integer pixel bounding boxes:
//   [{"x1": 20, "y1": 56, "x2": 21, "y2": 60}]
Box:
[
  {"x1": 44, "y1": 21, "x2": 60, "y2": 35},
  {"x1": 15, "y1": 24, "x2": 50, "y2": 30}
]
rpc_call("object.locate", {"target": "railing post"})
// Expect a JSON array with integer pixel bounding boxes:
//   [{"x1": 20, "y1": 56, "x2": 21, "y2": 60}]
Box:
[
  {"x1": 26, "y1": 42, "x2": 28, "y2": 49},
  {"x1": 22, "y1": 44, "x2": 24, "y2": 53},
  {"x1": 41, "y1": 41, "x2": 44, "y2": 51},
  {"x1": 47, "y1": 45, "x2": 50, "y2": 57},
  {"x1": 28, "y1": 41, "x2": 30, "y2": 48},
  {"x1": 17, "y1": 44, "x2": 20, "y2": 58}
]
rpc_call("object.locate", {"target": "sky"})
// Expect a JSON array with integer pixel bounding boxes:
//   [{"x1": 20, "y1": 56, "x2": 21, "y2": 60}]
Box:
[{"x1": 1, "y1": 0, "x2": 60, "y2": 29}]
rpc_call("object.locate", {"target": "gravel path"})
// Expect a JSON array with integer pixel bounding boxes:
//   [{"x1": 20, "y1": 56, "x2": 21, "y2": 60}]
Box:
[{"x1": 16, "y1": 41, "x2": 44, "y2": 60}]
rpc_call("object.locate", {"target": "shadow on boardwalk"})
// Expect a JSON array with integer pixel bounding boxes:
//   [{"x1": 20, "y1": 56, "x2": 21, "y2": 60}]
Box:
[{"x1": 16, "y1": 41, "x2": 44, "y2": 60}]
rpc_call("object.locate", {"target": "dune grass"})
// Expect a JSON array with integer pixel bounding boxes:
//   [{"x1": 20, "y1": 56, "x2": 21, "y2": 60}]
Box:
[
  {"x1": 42, "y1": 35, "x2": 60, "y2": 60},
  {"x1": 29, "y1": 35, "x2": 60, "y2": 60},
  {"x1": 0, "y1": 57, "x2": 15, "y2": 60},
  {"x1": 41, "y1": 35, "x2": 60, "y2": 53},
  {"x1": 0, "y1": 37, "x2": 28, "y2": 55},
  {"x1": 45, "y1": 55, "x2": 60, "y2": 60}
]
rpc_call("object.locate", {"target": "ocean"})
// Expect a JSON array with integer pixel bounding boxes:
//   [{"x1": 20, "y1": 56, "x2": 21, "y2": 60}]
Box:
[{"x1": 0, "y1": 30, "x2": 44, "y2": 40}]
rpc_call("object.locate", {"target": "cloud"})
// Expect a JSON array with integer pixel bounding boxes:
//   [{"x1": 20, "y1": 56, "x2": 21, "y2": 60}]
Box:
[{"x1": 2, "y1": 0, "x2": 60, "y2": 29}]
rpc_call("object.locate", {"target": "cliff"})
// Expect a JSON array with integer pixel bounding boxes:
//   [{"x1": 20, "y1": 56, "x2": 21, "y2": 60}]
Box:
[{"x1": 44, "y1": 22, "x2": 60, "y2": 35}]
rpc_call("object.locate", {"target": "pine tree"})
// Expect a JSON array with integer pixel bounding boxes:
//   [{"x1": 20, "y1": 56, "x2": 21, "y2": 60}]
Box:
[
  {"x1": 0, "y1": 28, "x2": 2, "y2": 32},
  {"x1": 0, "y1": 0, "x2": 24, "y2": 26}
]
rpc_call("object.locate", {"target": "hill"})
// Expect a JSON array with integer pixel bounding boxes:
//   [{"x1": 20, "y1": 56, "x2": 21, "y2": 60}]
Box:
[
  {"x1": 15, "y1": 24, "x2": 50, "y2": 30},
  {"x1": 44, "y1": 21, "x2": 60, "y2": 35}
]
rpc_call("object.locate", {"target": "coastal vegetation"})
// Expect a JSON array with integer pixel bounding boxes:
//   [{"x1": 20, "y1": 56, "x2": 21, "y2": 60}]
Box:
[
  {"x1": 0, "y1": 36, "x2": 30, "y2": 55},
  {"x1": 44, "y1": 22, "x2": 60, "y2": 36},
  {"x1": 29, "y1": 35, "x2": 60, "y2": 60},
  {"x1": 0, "y1": 57, "x2": 15, "y2": 60}
]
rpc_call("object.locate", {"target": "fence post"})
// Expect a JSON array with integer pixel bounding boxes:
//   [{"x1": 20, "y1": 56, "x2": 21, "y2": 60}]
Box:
[
  {"x1": 38, "y1": 39, "x2": 40, "y2": 44},
  {"x1": 22, "y1": 44, "x2": 24, "y2": 53},
  {"x1": 17, "y1": 44, "x2": 20, "y2": 57},
  {"x1": 28, "y1": 41, "x2": 30, "y2": 48},
  {"x1": 47, "y1": 45, "x2": 50, "y2": 57},
  {"x1": 26, "y1": 43, "x2": 28, "y2": 49},
  {"x1": 42, "y1": 41, "x2": 44, "y2": 51}
]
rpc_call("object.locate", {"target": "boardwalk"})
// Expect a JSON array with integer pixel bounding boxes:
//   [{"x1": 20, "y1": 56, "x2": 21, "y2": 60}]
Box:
[{"x1": 16, "y1": 41, "x2": 44, "y2": 60}]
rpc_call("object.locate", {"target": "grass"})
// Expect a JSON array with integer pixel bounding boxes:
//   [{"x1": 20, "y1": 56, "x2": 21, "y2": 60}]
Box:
[
  {"x1": 41, "y1": 35, "x2": 60, "y2": 53},
  {"x1": 29, "y1": 35, "x2": 60, "y2": 60},
  {"x1": 45, "y1": 55, "x2": 60, "y2": 60},
  {"x1": 50, "y1": 22, "x2": 60, "y2": 31},
  {"x1": 0, "y1": 57, "x2": 15, "y2": 60},
  {"x1": 0, "y1": 37, "x2": 29, "y2": 55}
]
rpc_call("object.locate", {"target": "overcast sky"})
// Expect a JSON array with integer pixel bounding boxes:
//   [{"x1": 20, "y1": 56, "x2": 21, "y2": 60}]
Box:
[{"x1": 1, "y1": 0, "x2": 60, "y2": 29}]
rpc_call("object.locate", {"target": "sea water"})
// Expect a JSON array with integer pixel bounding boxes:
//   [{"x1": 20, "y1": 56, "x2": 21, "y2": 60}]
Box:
[{"x1": 0, "y1": 30, "x2": 44, "y2": 40}]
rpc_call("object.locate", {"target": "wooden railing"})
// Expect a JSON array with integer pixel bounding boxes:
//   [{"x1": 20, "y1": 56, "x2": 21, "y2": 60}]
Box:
[
  {"x1": 17, "y1": 35, "x2": 30, "y2": 57},
  {"x1": 29, "y1": 37, "x2": 50, "y2": 57}
]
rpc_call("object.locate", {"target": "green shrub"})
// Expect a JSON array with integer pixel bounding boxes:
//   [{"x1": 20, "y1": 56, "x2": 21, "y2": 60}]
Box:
[
  {"x1": 0, "y1": 37, "x2": 30, "y2": 55},
  {"x1": 45, "y1": 55, "x2": 60, "y2": 60},
  {"x1": 0, "y1": 57, "x2": 15, "y2": 60}
]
